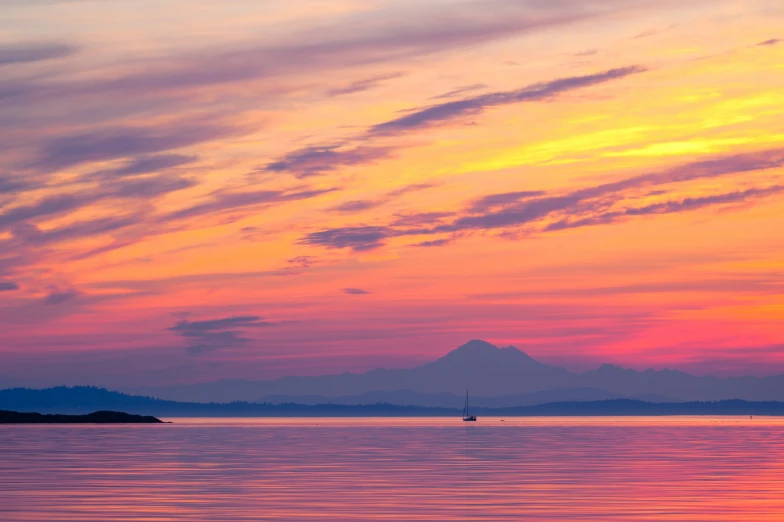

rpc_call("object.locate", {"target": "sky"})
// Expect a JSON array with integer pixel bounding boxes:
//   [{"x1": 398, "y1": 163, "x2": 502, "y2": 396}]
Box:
[{"x1": 0, "y1": 0, "x2": 783, "y2": 387}]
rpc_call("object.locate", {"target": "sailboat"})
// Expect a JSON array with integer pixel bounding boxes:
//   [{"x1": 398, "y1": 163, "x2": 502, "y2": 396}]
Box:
[{"x1": 462, "y1": 390, "x2": 477, "y2": 421}]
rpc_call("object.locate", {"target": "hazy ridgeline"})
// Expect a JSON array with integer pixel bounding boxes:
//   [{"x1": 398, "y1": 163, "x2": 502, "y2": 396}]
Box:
[
  {"x1": 6, "y1": 341, "x2": 784, "y2": 416},
  {"x1": 117, "y1": 341, "x2": 784, "y2": 405}
]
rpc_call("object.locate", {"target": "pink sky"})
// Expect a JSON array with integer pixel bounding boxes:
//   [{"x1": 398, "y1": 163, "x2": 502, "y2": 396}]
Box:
[{"x1": 0, "y1": 0, "x2": 783, "y2": 387}]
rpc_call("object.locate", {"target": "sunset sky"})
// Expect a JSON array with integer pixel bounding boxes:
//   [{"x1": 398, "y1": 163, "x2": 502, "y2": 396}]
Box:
[{"x1": 1, "y1": 0, "x2": 782, "y2": 387}]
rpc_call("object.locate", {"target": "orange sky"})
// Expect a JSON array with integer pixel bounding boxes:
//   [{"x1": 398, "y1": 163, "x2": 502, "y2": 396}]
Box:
[{"x1": 0, "y1": 0, "x2": 782, "y2": 386}]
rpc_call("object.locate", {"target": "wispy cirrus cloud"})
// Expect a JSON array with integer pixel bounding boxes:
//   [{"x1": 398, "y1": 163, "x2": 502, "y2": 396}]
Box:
[
  {"x1": 415, "y1": 238, "x2": 454, "y2": 248},
  {"x1": 545, "y1": 186, "x2": 784, "y2": 231},
  {"x1": 160, "y1": 186, "x2": 337, "y2": 223},
  {"x1": 0, "y1": 175, "x2": 196, "y2": 232},
  {"x1": 88, "y1": 154, "x2": 198, "y2": 180},
  {"x1": 0, "y1": 193, "x2": 100, "y2": 231},
  {"x1": 327, "y1": 72, "x2": 405, "y2": 97},
  {"x1": 329, "y1": 183, "x2": 437, "y2": 213},
  {"x1": 0, "y1": 42, "x2": 76, "y2": 66},
  {"x1": 298, "y1": 226, "x2": 391, "y2": 251},
  {"x1": 429, "y1": 83, "x2": 488, "y2": 100},
  {"x1": 390, "y1": 211, "x2": 454, "y2": 227},
  {"x1": 329, "y1": 199, "x2": 383, "y2": 213},
  {"x1": 370, "y1": 66, "x2": 647, "y2": 135},
  {"x1": 0, "y1": 1, "x2": 653, "y2": 282},
  {"x1": 29, "y1": 123, "x2": 230, "y2": 172},
  {"x1": 9, "y1": 215, "x2": 143, "y2": 247},
  {"x1": 468, "y1": 191, "x2": 548, "y2": 213},
  {"x1": 0, "y1": 175, "x2": 34, "y2": 195},
  {"x1": 264, "y1": 145, "x2": 394, "y2": 178},
  {"x1": 300, "y1": 148, "x2": 784, "y2": 251},
  {"x1": 266, "y1": 66, "x2": 647, "y2": 178},
  {"x1": 0, "y1": 0, "x2": 622, "y2": 133}
]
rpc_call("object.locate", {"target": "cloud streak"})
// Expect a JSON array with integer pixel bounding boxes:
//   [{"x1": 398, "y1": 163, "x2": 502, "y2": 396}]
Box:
[
  {"x1": 161, "y1": 186, "x2": 337, "y2": 223},
  {"x1": 0, "y1": 42, "x2": 76, "y2": 66},
  {"x1": 370, "y1": 67, "x2": 647, "y2": 134},
  {"x1": 30, "y1": 124, "x2": 230, "y2": 172},
  {"x1": 343, "y1": 288, "x2": 371, "y2": 295},
  {"x1": 0, "y1": 281, "x2": 19, "y2": 291},
  {"x1": 545, "y1": 186, "x2": 784, "y2": 231},
  {"x1": 300, "y1": 148, "x2": 784, "y2": 251},
  {"x1": 168, "y1": 315, "x2": 278, "y2": 355},
  {"x1": 88, "y1": 154, "x2": 198, "y2": 180},
  {"x1": 44, "y1": 287, "x2": 81, "y2": 306},
  {"x1": 265, "y1": 145, "x2": 394, "y2": 178},
  {"x1": 329, "y1": 183, "x2": 437, "y2": 214},
  {"x1": 0, "y1": 175, "x2": 196, "y2": 232},
  {"x1": 267, "y1": 66, "x2": 647, "y2": 178},
  {"x1": 327, "y1": 73, "x2": 405, "y2": 97},
  {"x1": 299, "y1": 226, "x2": 391, "y2": 252}
]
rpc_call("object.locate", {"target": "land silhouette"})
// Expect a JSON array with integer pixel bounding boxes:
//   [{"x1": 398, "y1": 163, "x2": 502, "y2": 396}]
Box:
[
  {"x1": 117, "y1": 340, "x2": 784, "y2": 405},
  {"x1": 0, "y1": 409, "x2": 163, "y2": 423},
  {"x1": 3, "y1": 339, "x2": 784, "y2": 417},
  {"x1": 1, "y1": 388, "x2": 783, "y2": 417}
]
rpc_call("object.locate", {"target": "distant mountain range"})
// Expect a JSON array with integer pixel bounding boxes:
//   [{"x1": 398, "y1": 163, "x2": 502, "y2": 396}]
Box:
[
  {"x1": 121, "y1": 340, "x2": 784, "y2": 405},
  {"x1": 253, "y1": 388, "x2": 676, "y2": 408},
  {"x1": 0, "y1": 387, "x2": 454, "y2": 417},
  {"x1": 3, "y1": 386, "x2": 784, "y2": 417}
]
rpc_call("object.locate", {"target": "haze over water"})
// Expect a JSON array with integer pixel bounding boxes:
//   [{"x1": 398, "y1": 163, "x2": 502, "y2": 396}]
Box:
[{"x1": 3, "y1": 417, "x2": 784, "y2": 521}]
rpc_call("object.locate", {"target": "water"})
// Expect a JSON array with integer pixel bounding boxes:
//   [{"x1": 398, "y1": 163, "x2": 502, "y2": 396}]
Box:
[{"x1": 2, "y1": 417, "x2": 784, "y2": 521}]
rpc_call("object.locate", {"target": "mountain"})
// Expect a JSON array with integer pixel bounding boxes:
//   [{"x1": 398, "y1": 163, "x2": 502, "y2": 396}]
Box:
[
  {"x1": 0, "y1": 386, "x2": 455, "y2": 417},
  {"x1": 0, "y1": 386, "x2": 177, "y2": 414},
  {"x1": 125, "y1": 340, "x2": 575, "y2": 402},
  {"x1": 121, "y1": 339, "x2": 784, "y2": 404},
  {"x1": 576, "y1": 364, "x2": 784, "y2": 402}
]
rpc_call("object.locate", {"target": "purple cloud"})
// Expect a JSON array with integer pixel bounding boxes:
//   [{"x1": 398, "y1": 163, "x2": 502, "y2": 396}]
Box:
[
  {"x1": 327, "y1": 72, "x2": 404, "y2": 97},
  {"x1": 161, "y1": 187, "x2": 337, "y2": 223},
  {"x1": 545, "y1": 186, "x2": 784, "y2": 231},
  {"x1": 44, "y1": 287, "x2": 81, "y2": 306},
  {"x1": 415, "y1": 238, "x2": 453, "y2": 247},
  {"x1": 168, "y1": 315, "x2": 278, "y2": 355},
  {"x1": 298, "y1": 226, "x2": 391, "y2": 252},
  {"x1": 330, "y1": 199, "x2": 383, "y2": 213},
  {"x1": 265, "y1": 66, "x2": 647, "y2": 186},
  {"x1": 265, "y1": 145, "x2": 393, "y2": 178},
  {"x1": 30, "y1": 124, "x2": 229, "y2": 171},
  {"x1": 89, "y1": 154, "x2": 198, "y2": 179},
  {"x1": 0, "y1": 175, "x2": 195, "y2": 232},
  {"x1": 370, "y1": 66, "x2": 647, "y2": 134},
  {"x1": 0, "y1": 42, "x2": 76, "y2": 66},
  {"x1": 430, "y1": 84, "x2": 488, "y2": 100},
  {"x1": 300, "y1": 148, "x2": 784, "y2": 251},
  {"x1": 343, "y1": 288, "x2": 371, "y2": 295},
  {"x1": 468, "y1": 191, "x2": 548, "y2": 213},
  {"x1": 0, "y1": 281, "x2": 19, "y2": 291},
  {"x1": 329, "y1": 184, "x2": 438, "y2": 213},
  {"x1": 0, "y1": 175, "x2": 33, "y2": 194}
]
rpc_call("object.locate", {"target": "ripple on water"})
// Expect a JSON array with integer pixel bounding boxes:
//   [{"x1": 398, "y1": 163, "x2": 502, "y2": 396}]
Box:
[{"x1": 1, "y1": 416, "x2": 784, "y2": 521}]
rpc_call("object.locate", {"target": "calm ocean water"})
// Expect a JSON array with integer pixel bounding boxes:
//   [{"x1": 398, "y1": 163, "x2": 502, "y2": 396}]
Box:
[{"x1": 2, "y1": 417, "x2": 784, "y2": 521}]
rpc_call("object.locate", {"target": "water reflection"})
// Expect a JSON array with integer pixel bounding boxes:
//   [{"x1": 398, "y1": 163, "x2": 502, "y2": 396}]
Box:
[{"x1": 2, "y1": 417, "x2": 783, "y2": 521}]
